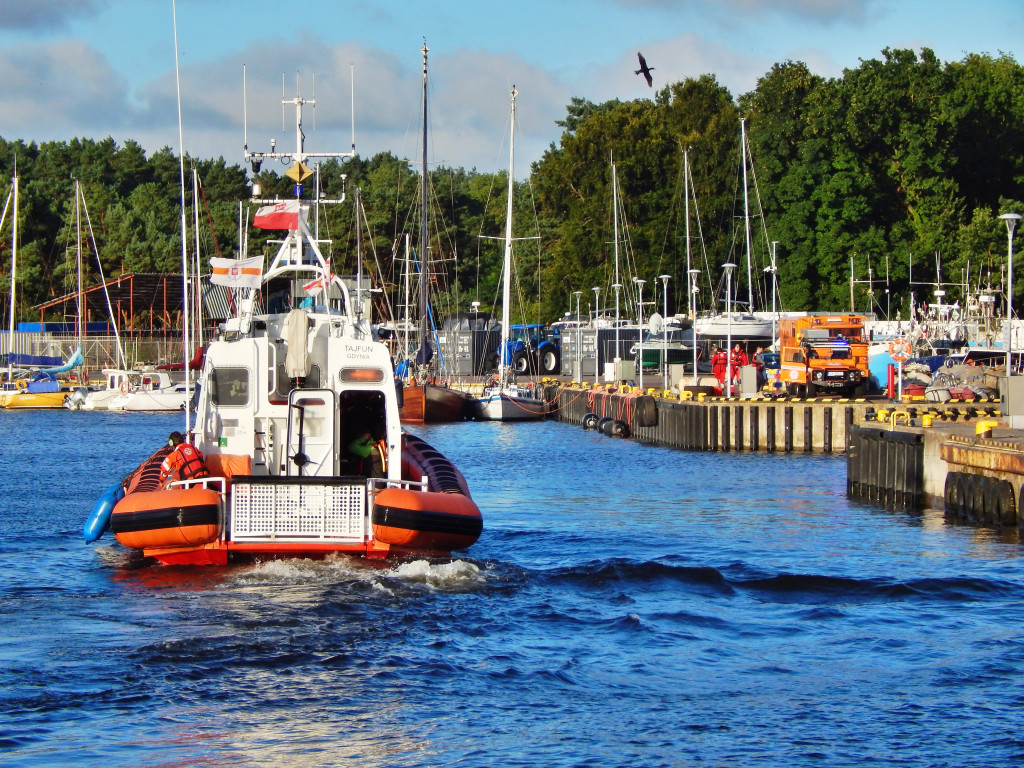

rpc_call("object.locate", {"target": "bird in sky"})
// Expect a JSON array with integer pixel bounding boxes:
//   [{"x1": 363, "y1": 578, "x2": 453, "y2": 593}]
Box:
[{"x1": 635, "y1": 52, "x2": 654, "y2": 88}]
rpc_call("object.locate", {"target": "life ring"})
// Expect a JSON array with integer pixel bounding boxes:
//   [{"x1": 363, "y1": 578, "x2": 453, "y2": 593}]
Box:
[
  {"x1": 888, "y1": 338, "x2": 912, "y2": 362},
  {"x1": 15, "y1": 379, "x2": 27, "y2": 391},
  {"x1": 119, "y1": 381, "x2": 129, "y2": 395}
]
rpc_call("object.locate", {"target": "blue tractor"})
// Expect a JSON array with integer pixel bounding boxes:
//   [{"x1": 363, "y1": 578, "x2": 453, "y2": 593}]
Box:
[{"x1": 503, "y1": 324, "x2": 561, "y2": 376}]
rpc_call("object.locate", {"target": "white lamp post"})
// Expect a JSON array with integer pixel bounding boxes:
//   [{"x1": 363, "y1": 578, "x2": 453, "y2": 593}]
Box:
[
  {"x1": 723, "y1": 263, "x2": 737, "y2": 397},
  {"x1": 1000, "y1": 213, "x2": 1021, "y2": 378},
  {"x1": 634, "y1": 278, "x2": 646, "y2": 390},
  {"x1": 767, "y1": 241, "x2": 779, "y2": 351},
  {"x1": 658, "y1": 274, "x2": 671, "y2": 389},
  {"x1": 612, "y1": 282, "x2": 622, "y2": 381},
  {"x1": 592, "y1": 287, "x2": 601, "y2": 384},
  {"x1": 689, "y1": 268, "x2": 700, "y2": 387},
  {"x1": 573, "y1": 290, "x2": 582, "y2": 382}
]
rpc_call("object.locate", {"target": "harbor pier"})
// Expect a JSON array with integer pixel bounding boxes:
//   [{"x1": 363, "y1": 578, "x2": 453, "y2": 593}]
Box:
[{"x1": 548, "y1": 382, "x2": 1024, "y2": 528}]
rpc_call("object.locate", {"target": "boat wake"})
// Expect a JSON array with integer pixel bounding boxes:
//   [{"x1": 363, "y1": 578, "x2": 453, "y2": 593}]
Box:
[{"x1": 228, "y1": 556, "x2": 486, "y2": 593}]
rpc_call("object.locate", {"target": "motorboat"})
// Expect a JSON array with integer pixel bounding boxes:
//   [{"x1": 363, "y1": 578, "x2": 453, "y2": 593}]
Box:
[{"x1": 83, "y1": 65, "x2": 482, "y2": 565}]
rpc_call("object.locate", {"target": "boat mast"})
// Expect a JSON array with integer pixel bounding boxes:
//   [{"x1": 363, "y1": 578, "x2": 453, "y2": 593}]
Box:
[
  {"x1": 75, "y1": 178, "x2": 84, "y2": 353},
  {"x1": 416, "y1": 42, "x2": 432, "y2": 374},
  {"x1": 5, "y1": 174, "x2": 17, "y2": 384},
  {"x1": 499, "y1": 86, "x2": 517, "y2": 387},
  {"x1": 741, "y1": 118, "x2": 753, "y2": 310},
  {"x1": 612, "y1": 154, "x2": 621, "y2": 364}
]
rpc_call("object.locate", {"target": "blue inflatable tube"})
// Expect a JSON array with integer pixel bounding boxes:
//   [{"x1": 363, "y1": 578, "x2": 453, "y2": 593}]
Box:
[{"x1": 83, "y1": 482, "x2": 125, "y2": 544}]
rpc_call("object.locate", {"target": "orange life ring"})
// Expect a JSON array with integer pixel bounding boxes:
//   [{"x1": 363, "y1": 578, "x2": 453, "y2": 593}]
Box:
[
  {"x1": 15, "y1": 379, "x2": 27, "y2": 391},
  {"x1": 119, "y1": 380, "x2": 129, "y2": 395},
  {"x1": 888, "y1": 338, "x2": 912, "y2": 362}
]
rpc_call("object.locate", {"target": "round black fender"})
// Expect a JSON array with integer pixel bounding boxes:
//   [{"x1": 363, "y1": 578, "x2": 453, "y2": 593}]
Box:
[
  {"x1": 979, "y1": 476, "x2": 1002, "y2": 526},
  {"x1": 968, "y1": 475, "x2": 987, "y2": 525},
  {"x1": 944, "y1": 471, "x2": 962, "y2": 519},
  {"x1": 582, "y1": 412, "x2": 599, "y2": 430},
  {"x1": 955, "y1": 473, "x2": 974, "y2": 523},
  {"x1": 609, "y1": 419, "x2": 630, "y2": 438},
  {"x1": 597, "y1": 417, "x2": 613, "y2": 435},
  {"x1": 633, "y1": 395, "x2": 658, "y2": 428},
  {"x1": 991, "y1": 479, "x2": 1017, "y2": 527}
]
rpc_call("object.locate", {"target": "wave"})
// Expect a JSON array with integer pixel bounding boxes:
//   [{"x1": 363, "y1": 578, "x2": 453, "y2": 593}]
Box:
[{"x1": 532, "y1": 556, "x2": 1020, "y2": 604}]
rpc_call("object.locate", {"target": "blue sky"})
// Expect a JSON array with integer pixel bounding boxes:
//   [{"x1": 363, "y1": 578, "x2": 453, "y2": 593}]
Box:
[{"x1": 0, "y1": 0, "x2": 1020, "y2": 175}]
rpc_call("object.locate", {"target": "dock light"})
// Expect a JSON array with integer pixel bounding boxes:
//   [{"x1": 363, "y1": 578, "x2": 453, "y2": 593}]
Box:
[
  {"x1": 634, "y1": 278, "x2": 646, "y2": 390},
  {"x1": 573, "y1": 291, "x2": 583, "y2": 382},
  {"x1": 723, "y1": 263, "x2": 737, "y2": 397},
  {"x1": 689, "y1": 268, "x2": 700, "y2": 388},
  {"x1": 658, "y1": 274, "x2": 671, "y2": 389},
  {"x1": 1000, "y1": 213, "x2": 1022, "y2": 378}
]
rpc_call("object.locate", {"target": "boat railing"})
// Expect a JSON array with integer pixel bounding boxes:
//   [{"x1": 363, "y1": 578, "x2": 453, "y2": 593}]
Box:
[
  {"x1": 169, "y1": 477, "x2": 227, "y2": 494},
  {"x1": 369, "y1": 476, "x2": 429, "y2": 493},
  {"x1": 227, "y1": 474, "x2": 369, "y2": 542}
]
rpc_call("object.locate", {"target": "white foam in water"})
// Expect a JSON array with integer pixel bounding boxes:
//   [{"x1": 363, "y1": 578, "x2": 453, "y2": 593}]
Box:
[
  {"x1": 388, "y1": 559, "x2": 484, "y2": 589},
  {"x1": 229, "y1": 555, "x2": 369, "y2": 586}
]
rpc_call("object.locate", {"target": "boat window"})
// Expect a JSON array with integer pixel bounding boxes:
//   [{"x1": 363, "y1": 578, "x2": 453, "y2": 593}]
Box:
[
  {"x1": 211, "y1": 367, "x2": 250, "y2": 407},
  {"x1": 339, "y1": 368, "x2": 386, "y2": 383},
  {"x1": 274, "y1": 364, "x2": 290, "y2": 398},
  {"x1": 307, "y1": 364, "x2": 322, "y2": 388}
]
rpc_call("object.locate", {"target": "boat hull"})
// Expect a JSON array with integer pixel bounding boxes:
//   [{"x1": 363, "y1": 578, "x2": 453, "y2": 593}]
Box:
[
  {"x1": 0, "y1": 390, "x2": 69, "y2": 409},
  {"x1": 399, "y1": 381, "x2": 469, "y2": 423},
  {"x1": 474, "y1": 390, "x2": 548, "y2": 420}
]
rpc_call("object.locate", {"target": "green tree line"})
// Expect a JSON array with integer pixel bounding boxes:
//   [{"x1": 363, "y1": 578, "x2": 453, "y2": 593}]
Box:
[{"x1": 1, "y1": 47, "x2": 1022, "y2": 328}]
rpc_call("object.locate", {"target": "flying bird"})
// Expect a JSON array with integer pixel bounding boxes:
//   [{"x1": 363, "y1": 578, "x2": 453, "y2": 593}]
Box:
[{"x1": 635, "y1": 52, "x2": 654, "y2": 87}]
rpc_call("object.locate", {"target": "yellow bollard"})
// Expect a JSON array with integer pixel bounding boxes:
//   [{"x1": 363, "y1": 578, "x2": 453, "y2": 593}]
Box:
[
  {"x1": 976, "y1": 419, "x2": 998, "y2": 438},
  {"x1": 890, "y1": 410, "x2": 911, "y2": 428},
  {"x1": 697, "y1": 392, "x2": 706, "y2": 402},
  {"x1": 922, "y1": 414, "x2": 933, "y2": 428},
  {"x1": 876, "y1": 408, "x2": 890, "y2": 422}
]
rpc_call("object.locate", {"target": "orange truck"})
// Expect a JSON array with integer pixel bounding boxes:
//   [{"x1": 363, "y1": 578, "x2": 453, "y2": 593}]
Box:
[{"x1": 778, "y1": 314, "x2": 871, "y2": 397}]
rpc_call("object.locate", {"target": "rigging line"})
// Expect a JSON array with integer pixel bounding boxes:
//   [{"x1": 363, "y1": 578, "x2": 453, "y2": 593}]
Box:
[{"x1": 79, "y1": 184, "x2": 128, "y2": 370}]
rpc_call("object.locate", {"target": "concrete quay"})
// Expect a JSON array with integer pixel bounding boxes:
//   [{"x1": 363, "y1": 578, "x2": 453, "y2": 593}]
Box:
[{"x1": 546, "y1": 382, "x2": 1018, "y2": 526}]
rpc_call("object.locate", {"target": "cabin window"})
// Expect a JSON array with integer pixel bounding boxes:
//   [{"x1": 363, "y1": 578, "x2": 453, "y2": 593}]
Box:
[
  {"x1": 211, "y1": 367, "x2": 250, "y2": 406},
  {"x1": 784, "y1": 349, "x2": 804, "y2": 364}
]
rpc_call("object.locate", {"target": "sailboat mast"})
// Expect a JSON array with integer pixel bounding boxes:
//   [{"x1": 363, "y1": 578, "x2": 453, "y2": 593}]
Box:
[
  {"x1": 612, "y1": 155, "x2": 620, "y2": 362},
  {"x1": 6, "y1": 174, "x2": 17, "y2": 383},
  {"x1": 741, "y1": 118, "x2": 753, "y2": 310},
  {"x1": 499, "y1": 86, "x2": 517, "y2": 386},
  {"x1": 684, "y1": 148, "x2": 692, "y2": 320},
  {"x1": 418, "y1": 42, "x2": 430, "y2": 368},
  {"x1": 75, "y1": 179, "x2": 84, "y2": 348}
]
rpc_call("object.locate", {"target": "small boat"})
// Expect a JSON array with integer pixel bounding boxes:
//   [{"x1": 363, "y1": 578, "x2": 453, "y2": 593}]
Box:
[
  {"x1": 0, "y1": 371, "x2": 70, "y2": 409},
  {"x1": 84, "y1": 66, "x2": 482, "y2": 566},
  {"x1": 105, "y1": 371, "x2": 190, "y2": 411},
  {"x1": 471, "y1": 87, "x2": 550, "y2": 421}
]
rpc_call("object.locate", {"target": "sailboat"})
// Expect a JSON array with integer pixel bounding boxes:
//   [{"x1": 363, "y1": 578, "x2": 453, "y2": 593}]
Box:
[
  {"x1": 693, "y1": 118, "x2": 775, "y2": 346},
  {"x1": 0, "y1": 173, "x2": 79, "y2": 409},
  {"x1": 472, "y1": 87, "x2": 550, "y2": 421},
  {"x1": 398, "y1": 44, "x2": 472, "y2": 423}
]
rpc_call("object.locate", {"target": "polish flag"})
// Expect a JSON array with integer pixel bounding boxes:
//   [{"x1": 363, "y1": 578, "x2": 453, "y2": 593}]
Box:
[
  {"x1": 303, "y1": 261, "x2": 334, "y2": 296},
  {"x1": 253, "y1": 200, "x2": 303, "y2": 230}
]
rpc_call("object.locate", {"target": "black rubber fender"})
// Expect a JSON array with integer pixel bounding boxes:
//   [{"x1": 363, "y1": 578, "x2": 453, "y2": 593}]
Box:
[
  {"x1": 944, "y1": 471, "x2": 962, "y2": 519},
  {"x1": 582, "y1": 413, "x2": 599, "y2": 430}
]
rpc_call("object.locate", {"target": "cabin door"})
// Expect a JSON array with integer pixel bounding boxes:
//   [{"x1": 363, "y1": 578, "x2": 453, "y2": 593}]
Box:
[{"x1": 285, "y1": 389, "x2": 338, "y2": 477}]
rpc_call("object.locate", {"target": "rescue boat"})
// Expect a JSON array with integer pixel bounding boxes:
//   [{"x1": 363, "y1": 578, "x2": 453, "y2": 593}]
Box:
[{"x1": 83, "y1": 81, "x2": 482, "y2": 566}]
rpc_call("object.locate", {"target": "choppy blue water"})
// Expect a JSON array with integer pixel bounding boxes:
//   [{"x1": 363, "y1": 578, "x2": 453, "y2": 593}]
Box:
[{"x1": 2, "y1": 411, "x2": 1024, "y2": 767}]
